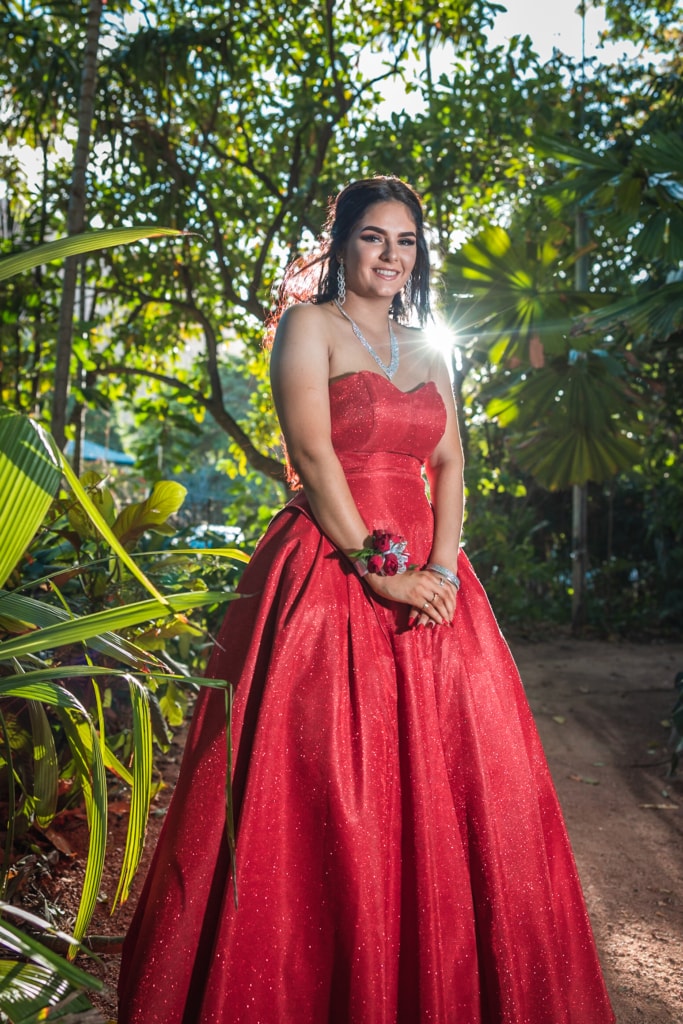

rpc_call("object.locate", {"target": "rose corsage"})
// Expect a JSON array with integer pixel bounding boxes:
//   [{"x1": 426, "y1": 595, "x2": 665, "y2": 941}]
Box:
[{"x1": 351, "y1": 529, "x2": 409, "y2": 578}]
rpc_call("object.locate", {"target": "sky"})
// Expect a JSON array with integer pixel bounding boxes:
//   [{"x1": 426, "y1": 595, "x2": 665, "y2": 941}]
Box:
[
  {"x1": 369, "y1": 1, "x2": 637, "y2": 119},
  {"x1": 486, "y1": 0, "x2": 609, "y2": 60}
]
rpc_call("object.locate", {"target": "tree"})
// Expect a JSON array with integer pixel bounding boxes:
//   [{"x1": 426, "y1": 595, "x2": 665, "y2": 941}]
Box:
[
  {"x1": 2, "y1": 0, "x2": 508, "y2": 486},
  {"x1": 2, "y1": 0, "x2": 681, "y2": 631},
  {"x1": 53, "y1": 0, "x2": 104, "y2": 451},
  {"x1": 441, "y1": 11, "x2": 683, "y2": 628}
]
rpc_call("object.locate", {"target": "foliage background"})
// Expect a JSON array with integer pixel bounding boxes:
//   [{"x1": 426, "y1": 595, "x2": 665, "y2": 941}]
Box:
[{"x1": 1, "y1": 0, "x2": 682, "y2": 638}]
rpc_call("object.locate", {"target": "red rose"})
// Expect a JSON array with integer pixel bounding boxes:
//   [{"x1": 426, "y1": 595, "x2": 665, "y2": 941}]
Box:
[
  {"x1": 367, "y1": 554, "x2": 384, "y2": 574},
  {"x1": 373, "y1": 530, "x2": 391, "y2": 553},
  {"x1": 383, "y1": 553, "x2": 399, "y2": 576}
]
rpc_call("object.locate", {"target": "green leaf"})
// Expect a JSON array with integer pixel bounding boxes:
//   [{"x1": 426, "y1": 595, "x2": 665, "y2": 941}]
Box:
[
  {"x1": 55, "y1": 708, "x2": 107, "y2": 954},
  {"x1": 0, "y1": 226, "x2": 182, "y2": 282},
  {"x1": 0, "y1": 590, "x2": 237, "y2": 661},
  {"x1": 113, "y1": 677, "x2": 153, "y2": 908},
  {"x1": 0, "y1": 411, "x2": 62, "y2": 590},
  {"x1": 113, "y1": 480, "x2": 188, "y2": 548},
  {"x1": 163, "y1": 546, "x2": 250, "y2": 564},
  {"x1": 0, "y1": 589, "x2": 161, "y2": 670},
  {"x1": 59, "y1": 457, "x2": 172, "y2": 609},
  {"x1": 0, "y1": 712, "x2": 17, "y2": 895},
  {"x1": 444, "y1": 224, "x2": 595, "y2": 364},
  {"x1": 66, "y1": 471, "x2": 117, "y2": 539},
  {"x1": 158, "y1": 679, "x2": 187, "y2": 727},
  {"x1": 0, "y1": 903, "x2": 103, "y2": 1000},
  {"x1": 484, "y1": 352, "x2": 643, "y2": 489},
  {"x1": 573, "y1": 279, "x2": 683, "y2": 346},
  {"x1": 0, "y1": 905, "x2": 102, "y2": 1015},
  {"x1": 0, "y1": 664, "x2": 228, "y2": 691},
  {"x1": 0, "y1": 959, "x2": 97, "y2": 1020},
  {"x1": 533, "y1": 134, "x2": 623, "y2": 172},
  {"x1": 26, "y1": 700, "x2": 59, "y2": 828},
  {"x1": 0, "y1": 682, "x2": 107, "y2": 950}
]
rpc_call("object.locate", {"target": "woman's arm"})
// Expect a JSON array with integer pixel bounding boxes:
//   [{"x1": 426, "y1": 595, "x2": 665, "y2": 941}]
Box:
[
  {"x1": 403, "y1": 356, "x2": 464, "y2": 627},
  {"x1": 270, "y1": 304, "x2": 370, "y2": 553},
  {"x1": 270, "y1": 305, "x2": 455, "y2": 625},
  {"x1": 425, "y1": 356, "x2": 465, "y2": 574}
]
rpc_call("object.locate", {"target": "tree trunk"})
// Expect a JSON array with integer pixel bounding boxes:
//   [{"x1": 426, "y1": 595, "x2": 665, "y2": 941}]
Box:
[
  {"x1": 52, "y1": 0, "x2": 103, "y2": 450},
  {"x1": 571, "y1": 481, "x2": 588, "y2": 632},
  {"x1": 572, "y1": 206, "x2": 590, "y2": 633}
]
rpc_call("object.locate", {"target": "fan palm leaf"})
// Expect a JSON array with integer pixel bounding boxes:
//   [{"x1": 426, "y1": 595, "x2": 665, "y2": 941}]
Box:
[
  {"x1": 444, "y1": 224, "x2": 599, "y2": 364},
  {"x1": 485, "y1": 352, "x2": 643, "y2": 489}
]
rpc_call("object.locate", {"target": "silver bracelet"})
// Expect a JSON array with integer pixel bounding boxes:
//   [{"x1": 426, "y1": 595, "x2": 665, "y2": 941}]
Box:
[
  {"x1": 426, "y1": 562, "x2": 460, "y2": 590},
  {"x1": 351, "y1": 557, "x2": 369, "y2": 578}
]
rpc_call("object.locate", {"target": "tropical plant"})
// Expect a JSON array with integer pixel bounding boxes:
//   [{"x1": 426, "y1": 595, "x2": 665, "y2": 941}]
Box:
[
  {"x1": 0, "y1": 406, "x2": 245, "y2": 950},
  {"x1": 0, "y1": 227, "x2": 183, "y2": 285},
  {"x1": 444, "y1": 223, "x2": 644, "y2": 489},
  {"x1": 0, "y1": 903, "x2": 105, "y2": 1022},
  {"x1": 1, "y1": 0, "x2": 507, "y2": 484},
  {"x1": 536, "y1": 130, "x2": 683, "y2": 348},
  {"x1": 0, "y1": 229, "x2": 244, "y2": 976}
]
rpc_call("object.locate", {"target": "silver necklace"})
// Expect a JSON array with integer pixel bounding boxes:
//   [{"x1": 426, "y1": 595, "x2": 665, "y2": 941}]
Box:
[{"x1": 334, "y1": 300, "x2": 400, "y2": 380}]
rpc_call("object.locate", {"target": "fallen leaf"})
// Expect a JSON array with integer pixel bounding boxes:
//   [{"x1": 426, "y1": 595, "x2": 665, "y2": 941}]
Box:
[
  {"x1": 108, "y1": 800, "x2": 131, "y2": 817},
  {"x1": 552, "y1": 715, "x2": 566, "y2": 725},
  {"x1": 43, "y1": 826, "x2": 76, "y2": 857},
  {"x1": 569, "y1": 774, "x2": 600, "y2": 786}
]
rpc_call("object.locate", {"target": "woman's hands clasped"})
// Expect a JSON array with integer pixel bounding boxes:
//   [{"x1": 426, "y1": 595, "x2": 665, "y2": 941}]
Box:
[{"x1": 365, "y1": 567, "x2": 457, "y2": 628}]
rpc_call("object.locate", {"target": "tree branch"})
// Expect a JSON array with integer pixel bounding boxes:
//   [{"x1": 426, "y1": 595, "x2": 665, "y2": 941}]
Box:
[{"x1": 97, "y1": 364, "x2": 287, "y2": 483}]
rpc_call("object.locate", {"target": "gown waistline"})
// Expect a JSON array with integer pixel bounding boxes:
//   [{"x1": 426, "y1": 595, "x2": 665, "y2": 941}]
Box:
[{"x1": 336, "y1": 451, "x2": 424, "y2": 476}]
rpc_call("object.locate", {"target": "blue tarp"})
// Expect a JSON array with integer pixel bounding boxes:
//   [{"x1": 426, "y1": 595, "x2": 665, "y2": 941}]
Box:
[{"x1": 65, "y1": 439, "x2": 135, "y2": 465}]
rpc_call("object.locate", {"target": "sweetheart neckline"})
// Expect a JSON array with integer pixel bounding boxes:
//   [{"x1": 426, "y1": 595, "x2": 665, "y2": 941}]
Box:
[{"x1": 328, "y1": 369, "x2": 437, "y2": 396}]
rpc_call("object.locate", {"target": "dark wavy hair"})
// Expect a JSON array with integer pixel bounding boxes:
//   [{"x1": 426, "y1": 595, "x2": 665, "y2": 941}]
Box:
[{"x1": 269, "y1": 176, "x2": 431, "y2": 340}]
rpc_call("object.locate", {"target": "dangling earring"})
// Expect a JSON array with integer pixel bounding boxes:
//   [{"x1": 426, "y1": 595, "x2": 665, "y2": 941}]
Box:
[
  {"x1": 404, "y1": 274, "x2": 413, "y2": 309},
  {"x1": 337, "y1": 260, "x2": 346, "y2": 305}
]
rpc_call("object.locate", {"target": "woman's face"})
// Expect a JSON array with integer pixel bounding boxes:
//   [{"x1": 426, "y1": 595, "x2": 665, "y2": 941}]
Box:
[{"x1": 341, "y1": 200, "x2": 418, "y2": 302}]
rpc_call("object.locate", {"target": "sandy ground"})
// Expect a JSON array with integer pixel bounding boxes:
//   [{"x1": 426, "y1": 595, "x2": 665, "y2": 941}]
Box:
[
  {"x1": 41, "y1": 638, "x2": 683, "y2": 1022},
  {"x1": 512, "y1": 639, "x2": 683, "y2": 1024}
]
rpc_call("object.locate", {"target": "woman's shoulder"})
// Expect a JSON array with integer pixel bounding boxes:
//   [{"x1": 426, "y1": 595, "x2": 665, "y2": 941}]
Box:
[
  {"x1": 272, "y1": 302, "x2": 334, "y2": 362},
  {"x1": 396, "y1": 321, "x2": 427, "y2": 343},
  {"x1": 278, "y1": 301, "x2": 332, "y2": 331}
]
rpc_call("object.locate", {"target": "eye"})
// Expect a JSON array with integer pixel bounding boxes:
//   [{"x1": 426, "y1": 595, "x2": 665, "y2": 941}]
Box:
[
  {"x1": 360, "y1": 233, "x2": 382, "y2": 243},
  {"x1": 399, "y1": 238, "x2": 416, "y2": 246}
]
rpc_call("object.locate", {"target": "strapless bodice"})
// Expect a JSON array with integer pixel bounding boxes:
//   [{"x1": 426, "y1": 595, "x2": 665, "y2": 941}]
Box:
[
  {"x1": 283, "y1": 370, "x2": 449, "y2": 565},
  {"x1": 328, "y1": 371, "x2": 447, "y2": 477}
]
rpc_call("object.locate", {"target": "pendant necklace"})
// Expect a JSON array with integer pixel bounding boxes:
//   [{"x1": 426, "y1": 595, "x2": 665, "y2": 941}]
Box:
[{"x1": 334, "y1": 300, "x2": 400, "y2": 380}]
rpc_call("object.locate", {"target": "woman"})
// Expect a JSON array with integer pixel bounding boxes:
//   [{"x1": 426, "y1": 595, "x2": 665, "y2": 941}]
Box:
[{"x1": 118, "y1": 177, "x2": 615, "y2": 1023}]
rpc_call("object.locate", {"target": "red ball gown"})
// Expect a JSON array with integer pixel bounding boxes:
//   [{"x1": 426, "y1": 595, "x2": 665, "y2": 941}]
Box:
[{"x1": 118, "y1": 371, "x2": 615, "y2": 1023}]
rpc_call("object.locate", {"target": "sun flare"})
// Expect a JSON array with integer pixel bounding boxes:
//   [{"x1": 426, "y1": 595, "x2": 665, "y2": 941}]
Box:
[{"x1": 428, "y1": 315, "x2": 463, "y2": 374}]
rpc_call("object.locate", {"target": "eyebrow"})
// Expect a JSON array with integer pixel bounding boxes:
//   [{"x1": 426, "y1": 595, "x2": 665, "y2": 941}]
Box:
[{"x1": 359, "y1": 224, "x2": 417, "y2": 237}]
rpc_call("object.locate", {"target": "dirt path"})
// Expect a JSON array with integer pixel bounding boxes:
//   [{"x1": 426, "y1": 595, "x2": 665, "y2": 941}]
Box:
[
  {"x1": 511, "y1": 639, "x2": 683, "y2": 1024},
  {"x1": 52, "y1": 639, "x2": 683, "y2": 1022}
]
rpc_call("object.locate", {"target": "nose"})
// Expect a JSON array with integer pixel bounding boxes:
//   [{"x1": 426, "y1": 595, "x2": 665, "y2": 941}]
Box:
[{"x1": 380, "y1": 239, "x2": 399, "y2": 262}]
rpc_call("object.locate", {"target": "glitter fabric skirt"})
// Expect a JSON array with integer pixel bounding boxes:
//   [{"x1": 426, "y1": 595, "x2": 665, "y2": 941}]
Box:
[{"x1": 118, "y1": 373, "x2": 614, "y2": 1023}]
